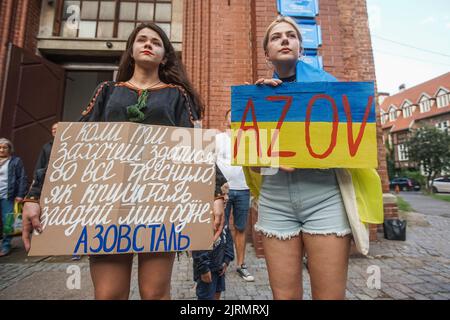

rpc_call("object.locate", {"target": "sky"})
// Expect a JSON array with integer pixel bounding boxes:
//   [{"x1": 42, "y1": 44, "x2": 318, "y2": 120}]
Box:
[{"x1": 366, "y1": 0, "x2": 450, "y2": 94}]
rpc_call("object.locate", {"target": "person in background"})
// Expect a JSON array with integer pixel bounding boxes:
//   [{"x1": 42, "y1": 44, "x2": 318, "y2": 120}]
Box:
[
  {"x1": 192, "y1": 220, "x2": 234, "y2": 300},
  {"x1": 0, "y1": 138, "x2": 28, "y2": 257},
  {"x1": 31, "y1": 123, "x2": 80, "y2": 261},
  {"x1": 216, "y1": 109, "x2": 254, "y2": 282},
  {"x1": 27, "y1": 122, "x2": 58, "y2": 202}
]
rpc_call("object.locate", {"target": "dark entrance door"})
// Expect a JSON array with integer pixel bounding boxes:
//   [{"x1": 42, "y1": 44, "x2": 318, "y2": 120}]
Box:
[
  {"x1": 63, "y1": 70, "x2": 114, "y2": 121},
  {"x1": 0, "y1": 44, "x2": 65, "y2": 179}
]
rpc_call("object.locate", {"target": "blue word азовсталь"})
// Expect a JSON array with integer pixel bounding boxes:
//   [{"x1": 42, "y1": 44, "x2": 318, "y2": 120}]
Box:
[{"x1": 73, "y1": 223, "x2": 190, "y2": 254}]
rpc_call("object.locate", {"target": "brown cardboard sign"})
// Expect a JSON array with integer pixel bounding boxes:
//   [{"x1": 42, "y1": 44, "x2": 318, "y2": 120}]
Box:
[{"x1": 29, "y1": 122, "x2": 217, "y2": 256}]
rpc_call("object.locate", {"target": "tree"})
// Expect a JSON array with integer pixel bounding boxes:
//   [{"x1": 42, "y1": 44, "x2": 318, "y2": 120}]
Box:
[
  {"x1": 385, "y1": 137, "x2": 396, "y2": 180},
  {"x1": 405, "y1": 126, "x2": 450, "y2": 192}
]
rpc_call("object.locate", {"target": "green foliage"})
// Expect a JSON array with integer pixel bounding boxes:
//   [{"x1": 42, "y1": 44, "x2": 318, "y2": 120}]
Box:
[
  {"x1": 396, "y1": 195, "x2": 412, "y2": 212},
  {"x1": 385, "y1": 137, "x2": 397, "y2": 180},
  {"x1": 405, "y1": 127, "x2": 450, "y2": 191},
  {"x1": 398, "y1": 169, "x2": 426, "y2": 188},
  {"x1": 430, "y1": 194, "x2": 450, "y2": 203}
]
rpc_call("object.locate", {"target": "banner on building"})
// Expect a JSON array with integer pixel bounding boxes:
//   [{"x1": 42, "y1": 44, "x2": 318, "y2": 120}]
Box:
[
  {"x1": 297, "y1": 22, "x2": 322, "y2": 49},
  {"x1": 29, "y1": 122, "x2": 217, "y2": 256},
  {"x1": 277, "y1": 0, "x2": 319, "y2": 18},
  {"x1": 231, "y1": 81, "x2": 378, "y2": 168}
]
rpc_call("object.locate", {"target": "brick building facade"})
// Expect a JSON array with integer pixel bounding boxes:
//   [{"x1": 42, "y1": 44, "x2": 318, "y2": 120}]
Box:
[
  {"x1": 0, "y1": 0, "x2": 42, "y2": 95},
  {"x1": 380, "y1": 72, "x2": 450, "y2": 172},
  {"x1": 0, "y1": 0, "x2": 393, "y2": 257}
]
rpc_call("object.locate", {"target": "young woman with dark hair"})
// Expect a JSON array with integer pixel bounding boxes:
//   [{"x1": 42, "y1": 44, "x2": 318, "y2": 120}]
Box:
[{"x1": 21, "y1": 22, "x2": 226, "y2": 300}]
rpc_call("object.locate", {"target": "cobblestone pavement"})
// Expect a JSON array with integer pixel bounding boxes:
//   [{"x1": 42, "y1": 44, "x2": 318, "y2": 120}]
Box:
[{"x1": 0, "y1": 210, "x2": 449, "y2": 300}]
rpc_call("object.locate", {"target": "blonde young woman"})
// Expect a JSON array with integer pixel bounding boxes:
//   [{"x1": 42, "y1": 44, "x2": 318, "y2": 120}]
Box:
[{"x1": 244, "y1": 16, "x2": 383, "y2": 300}]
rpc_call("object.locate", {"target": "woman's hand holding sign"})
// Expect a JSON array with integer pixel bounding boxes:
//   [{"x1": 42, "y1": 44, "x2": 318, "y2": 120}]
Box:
[
  {"x1": 22, "y1": 202, "x2": 43, "y2": 252},
  {"x1": 255, "y1": 78, "x2": 283, "y2": 86}
]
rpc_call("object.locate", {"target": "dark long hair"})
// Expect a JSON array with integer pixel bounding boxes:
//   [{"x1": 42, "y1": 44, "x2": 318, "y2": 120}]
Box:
[{"x1": 116, "y1": 22, "x2": 204, "y2": 119}]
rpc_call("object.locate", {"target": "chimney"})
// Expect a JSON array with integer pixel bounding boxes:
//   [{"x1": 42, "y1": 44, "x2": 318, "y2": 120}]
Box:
[
  {"x1": 399, "y1": 84, "x2": 406, "y2": 91},
  {"x1": 378, "y1": 92, "x2": 390, "y2": 105}
]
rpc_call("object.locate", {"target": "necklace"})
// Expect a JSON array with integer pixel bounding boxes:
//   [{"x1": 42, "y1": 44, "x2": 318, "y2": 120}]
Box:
[{"x1": 127, "y1": 80, "x2": 162, "y2": 90}]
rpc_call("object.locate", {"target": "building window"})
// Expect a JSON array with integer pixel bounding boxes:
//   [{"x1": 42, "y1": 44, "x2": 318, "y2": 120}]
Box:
[
  {"x1": 389, "y1": 106, "x2": 397, "y2": 122},
  {"x1": 436, "y1": 120, "x2": 450, "y2": 132},
  {"x1": 436, "y1": 89, "x2": 450, "y2": 108},
  {"x1": 402, "y1": 102, "x2": 413, "y2": 118},
  {"x1": 57, "y1": 0, "x2": 172, "y2": 39},
  {"x1": 397, "y1": 144, "x2": 408, "y2": 161},
  {"x1": 419, "y1": 96, "x2": 432, "y2": 113}
]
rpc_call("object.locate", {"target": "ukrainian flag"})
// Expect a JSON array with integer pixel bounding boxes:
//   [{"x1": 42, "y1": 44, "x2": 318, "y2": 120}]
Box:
[{"x1": 230, "y1": 81, "x2": 377, "y2": 168}]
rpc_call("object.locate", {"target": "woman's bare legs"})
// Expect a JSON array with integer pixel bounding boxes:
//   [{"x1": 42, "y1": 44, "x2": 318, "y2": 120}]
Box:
[
  {"x1": 89, "y1": 254, "x2": 134, "y2": 300},
  {"x1": 303, "y1": 234, "x2": 351, "y2": 300},
  {"x1": 262, "y1": 233, "x2": 351, "y2": 300},
  {"x1": 138, "y1": 252, "x2": 176, "y2": 300},
  {"x1": 262, "y1": 235, "x2": 303, "y2": 300}
]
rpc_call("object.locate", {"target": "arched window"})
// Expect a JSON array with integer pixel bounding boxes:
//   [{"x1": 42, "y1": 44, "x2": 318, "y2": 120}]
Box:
[
  {"x1": 388, "y1": 106, "x2": 397, "y2": 121},
  {"x1": 436, "y1": 88, "x2": 450, "y2": 108},
  {"x1": 380, "y1": 112, "x2": 387, "y2": 124},
  {"x1": 418, "y1": 94, "x2": 432, "y2": 113},
  {"x1": 402, "y1": 101, "x2": 413, "y2": 118}
]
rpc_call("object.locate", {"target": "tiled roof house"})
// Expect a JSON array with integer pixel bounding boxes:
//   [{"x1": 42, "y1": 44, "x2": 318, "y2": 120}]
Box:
[{"x1": 380, "y1": 72, "x2": 450, "y2": 169}]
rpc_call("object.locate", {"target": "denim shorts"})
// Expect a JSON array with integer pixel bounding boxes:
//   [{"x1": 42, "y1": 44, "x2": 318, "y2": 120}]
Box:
[
  {"x1": 255, "y1": 169, "x2": 351, "y2": 239},
  {"x1": 225, "y1": 189, "x2": 250, "y2": 232},
  {"x1": 196, "y1": 272, "x2": 226, "y2": 300}
]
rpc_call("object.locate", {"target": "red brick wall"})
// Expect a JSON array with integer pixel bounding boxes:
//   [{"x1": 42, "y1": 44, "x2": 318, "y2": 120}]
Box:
[
  {"x1": 384, "y1": 203, "x2": 399, "y2": 220},
  {"x1": 252, "y1": 0, "x2": 279, "y2": 81},
  {"x1": 183, "y1": 0, "x2": 253, "y2": 130},
  {"x1": 24, "y1": 0, "x2": 42, "y2": 53}
]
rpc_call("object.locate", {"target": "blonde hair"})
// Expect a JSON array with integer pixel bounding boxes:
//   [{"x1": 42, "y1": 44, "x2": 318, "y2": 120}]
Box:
[{"x1": 263, "y1": 15, "x2": 303, "y2": 55}]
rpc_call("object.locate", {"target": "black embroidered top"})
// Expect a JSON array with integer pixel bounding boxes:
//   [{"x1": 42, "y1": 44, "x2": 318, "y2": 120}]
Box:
[
  {"x1": 25, "y1": 81, "x2": 227, "y2": 200},
  {"x1": 79, "y1": 81, "x2": 198, "y2": 126}
]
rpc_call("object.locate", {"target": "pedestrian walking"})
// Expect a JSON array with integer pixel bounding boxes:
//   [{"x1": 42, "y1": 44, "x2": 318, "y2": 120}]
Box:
[
  {"x1": 0, "y1": 138, "x2": 28, "y2": 257},
  {"x1": 216, "y1": 109, "x2": 254, "y2": 282},
  {"x1": 192, "y1": 221, "x2": 234, "y2": 300}
]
